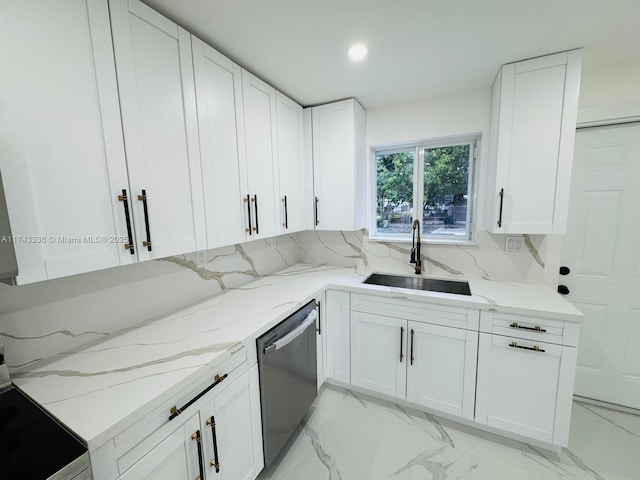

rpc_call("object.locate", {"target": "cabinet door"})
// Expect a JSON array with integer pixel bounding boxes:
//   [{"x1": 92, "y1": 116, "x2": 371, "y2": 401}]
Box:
[
  {"x1": 351, "y1": 312, "x2": 407, "y2": 398},
  {"x1": 241, "y1": 70, "x2": 279, "y2": 240},
  {"x1": 325, "y1": 290, "x2": 351, "y2": 383},
  {"x1": 475, "y1": 333, "x2": 566, "y2": 444},
  {"x1": 192, "y1": 36, "x2": 247, "y2": 249},
  {"x1": 312, "y1": 100, "x2": 356, "y2": 231},
  {"x1": 406, "y1": 322, "x2": 477, "y2": 419},
  {"x1": 202, "y1": 366, "x2": 263, "y2": 480},
  {"x1": 276, "y1": 92, "x2": 306, "y2": 234},
  {"x1": 488, "y1": 50, "x2": 582, "y2": 234},
  {"x1": 110, "y1": 0, "x2": 206, "y2": 260},
  {"x1": 0, "y1": 0, "x2": 133, "y2": 284},
  {"x1": 119, "y1": 413, "x2": 201, "y2": 480}
]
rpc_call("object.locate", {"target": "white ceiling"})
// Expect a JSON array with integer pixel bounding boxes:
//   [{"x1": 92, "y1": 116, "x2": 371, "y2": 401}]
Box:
[{"x1": 143, "y1": 0, "x2": 640, "y2": 109}]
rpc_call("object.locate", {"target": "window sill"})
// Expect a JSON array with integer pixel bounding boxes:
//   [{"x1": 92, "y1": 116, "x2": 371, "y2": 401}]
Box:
[{"x1": 368, "y1": 235, "x2": 478, "y2": 247}]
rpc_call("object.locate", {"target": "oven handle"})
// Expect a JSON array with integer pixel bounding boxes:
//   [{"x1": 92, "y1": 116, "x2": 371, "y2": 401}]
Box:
[{"x1": 264, "y1": 310, "x2": 318, "y2": 354}]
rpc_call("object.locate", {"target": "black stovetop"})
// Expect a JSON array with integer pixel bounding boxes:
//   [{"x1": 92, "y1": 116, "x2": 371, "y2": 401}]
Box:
[{"x1": 0, "y1": 385, "x2": 87, "y2": 480}]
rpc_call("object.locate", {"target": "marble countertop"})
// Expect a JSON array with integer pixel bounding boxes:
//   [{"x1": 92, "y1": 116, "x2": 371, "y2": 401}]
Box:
[{"x1": 12, "y1": 263, "x2": 582, "y2": 451}]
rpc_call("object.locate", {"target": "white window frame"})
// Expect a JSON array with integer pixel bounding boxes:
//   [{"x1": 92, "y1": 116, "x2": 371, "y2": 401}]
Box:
[{"x1": 370, "y1": 134, "x2": 478, "y2": 244}]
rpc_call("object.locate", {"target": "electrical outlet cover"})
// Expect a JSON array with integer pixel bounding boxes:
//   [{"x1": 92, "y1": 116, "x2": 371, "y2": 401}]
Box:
[{"x1": 505, "y1": 236, "x2": 524, "y2": 252}]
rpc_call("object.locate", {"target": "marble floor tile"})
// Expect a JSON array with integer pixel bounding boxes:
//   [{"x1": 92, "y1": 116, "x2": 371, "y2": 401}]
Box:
[{"x1": 259, "y1": 386, "x2": 640, "y2": 480}]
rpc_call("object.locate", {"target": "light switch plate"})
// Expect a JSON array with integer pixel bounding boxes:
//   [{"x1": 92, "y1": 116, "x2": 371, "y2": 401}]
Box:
[{"x1": 505, "y1": 236, "x2": 524, "y2": 252}]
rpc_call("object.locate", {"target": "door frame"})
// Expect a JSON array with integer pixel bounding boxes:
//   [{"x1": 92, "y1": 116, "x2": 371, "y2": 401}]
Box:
[{"x1": 567, "y1": 118, "x2": 640, "y2": 411}]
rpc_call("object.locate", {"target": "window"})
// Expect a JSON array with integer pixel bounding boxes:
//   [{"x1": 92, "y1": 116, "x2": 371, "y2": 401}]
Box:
[{"x1": 373, "y1": 136, "x2": 477, "y2": 241}]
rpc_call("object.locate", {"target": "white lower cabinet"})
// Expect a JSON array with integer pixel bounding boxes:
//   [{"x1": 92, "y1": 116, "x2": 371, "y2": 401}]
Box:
[
  {"x1": 406, "y1": 322, "x2": 478, "y2": 419},
  {"x1": 324, "y1": 290, "x2": 351, "y2": 383},
  {"x1": 112, "y1": 364, "x2": 263, "y2": 480},
  {"x1": 351, "y1": 312, "x2": 407, "y2": 398},
  {"x1": 475, "y1": 333, "x2": 577, "y2": 445},
  {"x1": 119, "y1": 413, "x2": 201, "y2": 480},
  {"x1": 330, "y1": 292, "x2": 581, "y2": 448},
  {"x1": 200, "y1": 366, "x2": 264, "y2": 480},
  {"x1": 350, "y1": 311, "x2": 478, "y2": 418}
]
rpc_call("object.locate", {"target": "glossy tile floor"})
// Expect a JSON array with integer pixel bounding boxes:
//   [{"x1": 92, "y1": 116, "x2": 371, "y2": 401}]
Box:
[{"x1": 259, "y1": 386, "x2": 640, "y2": 480}]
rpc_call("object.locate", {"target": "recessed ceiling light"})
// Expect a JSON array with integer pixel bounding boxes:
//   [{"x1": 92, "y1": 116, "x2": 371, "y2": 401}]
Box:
[{"x1": 348, "y1": 43, "x2": 368, "y2": 62}]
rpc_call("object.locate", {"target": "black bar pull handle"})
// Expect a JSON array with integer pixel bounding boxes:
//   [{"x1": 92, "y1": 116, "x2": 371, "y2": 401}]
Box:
[
  {"x1": 169, "y1": 374, "x2": 228, "y2": 421},
  {"x1": 244, "y1": 195, "x2": 252, "y2": 235},
  {"x1": 191, "y1": 429, "x2": 205, "y2": 480},
  {"x1": 410, "y1": 328, "x2": 415, "y2": 366},
  {"x1": 509, "y1": 322, "x2": 547, "y2": 333},
  {"x1": 509, "y1": 341, "x2": 545, "y2": 353},
  {"x1": 138, "y1": 189, "x2": 152, "y2": 251},
  {"x1": 282, "y1": 195, "x2": 288, "y2": 229},
  {"x1": 315, "y1": 197, "x2": 319, "y2": 226},
  {"x1": 316, "y1": 301, "x2": 321, "y2": 335},
  {"x1": 252, "y1": 195, "x2": 259, "y2": 234},
  {"x1": 117, "y1": 189, "x2": 135, "y2": 255},
  {"x1": 497, "y1": 188, "x2": 504, "y2": 228},
  {"x1": 207, "y1": 416, "x2": 220, "y2": 473},
  {"x1": 400, "y1": 326, "x2": 404, "y2": 363}
]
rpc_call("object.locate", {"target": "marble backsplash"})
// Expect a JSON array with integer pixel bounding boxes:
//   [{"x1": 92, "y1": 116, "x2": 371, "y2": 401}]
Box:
[
  {"x1": 295, "y1": 229, "x2": 556, "y2": 286},
  {"x1": 0, "y1": 235, "x2": 299, "y2": 371},
  {"x1": 0, "y1": 228, "x2": 558, "y2": 371}
]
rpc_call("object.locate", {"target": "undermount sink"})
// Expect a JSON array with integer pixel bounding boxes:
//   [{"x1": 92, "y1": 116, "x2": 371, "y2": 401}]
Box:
[{"x1": 363, "y1": 273, "x2": 472, "y2": 296}]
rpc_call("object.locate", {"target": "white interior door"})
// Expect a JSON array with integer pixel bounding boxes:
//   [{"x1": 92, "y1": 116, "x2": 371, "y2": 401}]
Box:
[{"x1": 561, "y1": 123, "x2": 640, "y2": 409}]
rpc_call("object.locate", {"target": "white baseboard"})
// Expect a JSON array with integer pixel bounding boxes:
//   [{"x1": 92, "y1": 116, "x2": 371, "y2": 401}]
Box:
[{"x1": 573, "y1": 395, "x2": 640, "y2": 416}]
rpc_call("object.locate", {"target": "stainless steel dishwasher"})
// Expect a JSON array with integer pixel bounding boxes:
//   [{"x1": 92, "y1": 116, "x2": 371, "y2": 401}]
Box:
[{"x1": 257, "y1": 299, "x2": 318, "y2": 468}]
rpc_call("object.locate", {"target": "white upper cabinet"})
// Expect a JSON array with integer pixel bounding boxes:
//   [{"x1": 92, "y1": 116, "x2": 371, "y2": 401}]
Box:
[
  {"x1": 275, "y1": 92, "x2": 307, "y2": 234},
  {"x1": 0, "y1": 0, "x2": 133, "y2": 285},
  {"x1": 109, "y1": 0, "x2": 206, "y2": 260},
  {"x1": 192, "y1": 36, "x2": 247, "y2": 249},
  {"x1": 241, "y1": 70, "x2": 279, "y2": 240},
  {"x1": 311, "y1": 99, "x2": 366, "y2": 231},
  {"x1": 486, "y1": 50, "x2": 582, "y2": 234}
]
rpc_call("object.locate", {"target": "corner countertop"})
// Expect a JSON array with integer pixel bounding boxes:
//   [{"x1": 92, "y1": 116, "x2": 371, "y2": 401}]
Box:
[{"x1": 11, "y1": 263, "x2": 582, "y2": 451}]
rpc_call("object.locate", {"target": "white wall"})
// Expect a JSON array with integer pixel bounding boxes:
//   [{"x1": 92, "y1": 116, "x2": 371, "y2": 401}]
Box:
[
  {"x1": 360, "y1": 88, "x2": 553, "y2": 285},
  {"x1": 540, "y1": 59, "x2": 640, "y2": 284},
  {"x1": 578, "y1": 58, "x2": 640, "y2": 124}
]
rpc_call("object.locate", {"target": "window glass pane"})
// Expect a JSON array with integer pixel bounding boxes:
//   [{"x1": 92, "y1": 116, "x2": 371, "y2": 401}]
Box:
[
  {"x1": 375, "y1": 150, "x2": 414, "y2": 235},
  {"x1": 422, "y1": 144, "x2": 470, "y2": 237}
]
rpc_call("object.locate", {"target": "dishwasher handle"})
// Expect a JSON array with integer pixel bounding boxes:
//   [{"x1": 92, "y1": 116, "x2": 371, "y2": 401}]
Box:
[{"x1": 264, "y1": 310, "x2": 317, "y2": 354}]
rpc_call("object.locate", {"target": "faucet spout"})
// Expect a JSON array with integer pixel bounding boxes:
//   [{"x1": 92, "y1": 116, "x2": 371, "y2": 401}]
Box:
[{"x1": 411, "y1": 220, "x2": 422, "y2": 275}]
